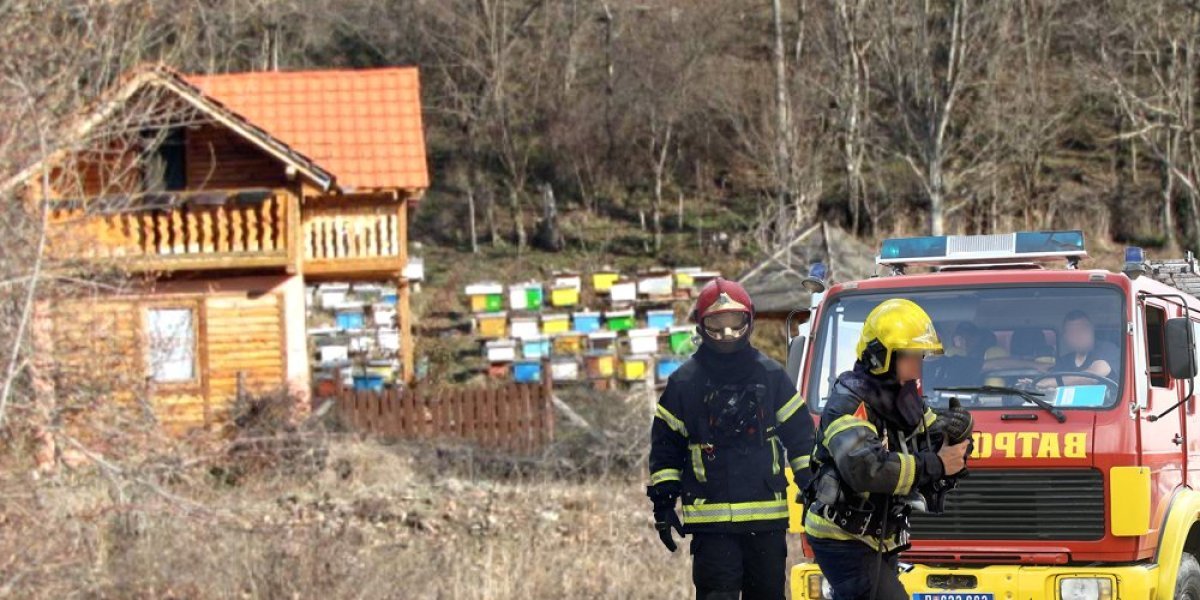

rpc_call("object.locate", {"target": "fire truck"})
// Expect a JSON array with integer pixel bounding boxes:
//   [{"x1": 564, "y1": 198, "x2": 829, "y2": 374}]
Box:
[{"x1": 782, "y1": 231, "x2": 1200, "y2": 600}]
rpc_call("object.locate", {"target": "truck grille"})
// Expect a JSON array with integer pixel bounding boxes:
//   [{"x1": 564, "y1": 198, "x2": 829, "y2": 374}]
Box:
[{"x1": 908, "y1": 469, "x2": 1105, "y2": 540}]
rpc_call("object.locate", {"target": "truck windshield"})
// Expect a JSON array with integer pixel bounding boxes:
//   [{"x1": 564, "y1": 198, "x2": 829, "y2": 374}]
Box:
[{"x1": 807, "y1": 285, "x2": 1125, "y2": 411}]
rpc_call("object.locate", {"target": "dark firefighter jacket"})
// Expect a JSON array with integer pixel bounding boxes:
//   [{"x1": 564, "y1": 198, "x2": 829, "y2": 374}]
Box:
[
  {"x1": 648, "y1": 345, "x2": 817, "y2": 533},
  {"x1": 803, "y1": 361, "x2": 946, "y2": 551}
]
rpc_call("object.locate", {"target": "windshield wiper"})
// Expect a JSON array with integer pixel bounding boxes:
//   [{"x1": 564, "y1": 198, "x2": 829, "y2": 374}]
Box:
[{"x1": 935, "y1": 385, "x2": 1067, "y2": 423}]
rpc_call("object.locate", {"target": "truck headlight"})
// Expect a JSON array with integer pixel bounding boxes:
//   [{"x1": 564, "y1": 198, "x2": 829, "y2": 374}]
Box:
[
  {"x1": 806, "y1": 573, "x2": 834, "y2": 599},
  {"x1": 1058, "y1": 577, "x2": 1114, "y2": 600}
]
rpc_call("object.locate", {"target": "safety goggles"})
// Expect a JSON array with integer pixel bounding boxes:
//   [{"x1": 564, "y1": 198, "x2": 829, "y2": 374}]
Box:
[{"x1": 701, "y1": 312, "x2": 750, "y2": 341}]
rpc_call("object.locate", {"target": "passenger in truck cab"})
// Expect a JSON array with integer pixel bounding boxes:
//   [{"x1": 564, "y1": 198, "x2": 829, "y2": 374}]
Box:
[
  {"x1": 1009, "y1": 327, "x2": 1056, "y2": 365},
  {"x1": 944, "y1": 322, "x2": 1008, "y2": 361},
  {"x1": 1039, "y1": 309, "x2": 1119, "y2": 389},
  {"x1": 928, "y1": 322, "x2": 1009, "y2": 387},
  {"x1": 976, "y1": 328, "x2": 1057, "y2": 373}
]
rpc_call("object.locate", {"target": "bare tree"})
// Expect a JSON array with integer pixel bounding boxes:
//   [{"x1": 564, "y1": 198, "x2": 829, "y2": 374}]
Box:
[
  {"x1": 870, "y1": 0, "x2": 1002, "y2": 235},
  {"x1": 1100, "y1": 0, "x2": 1200, "y2": 250},
  {"x1": 771, "y1": 0, "x2": 797, "y2": 237}
]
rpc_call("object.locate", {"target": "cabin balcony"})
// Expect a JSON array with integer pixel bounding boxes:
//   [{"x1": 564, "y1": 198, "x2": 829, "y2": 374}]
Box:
[
  {"x1": 46, "y1": 189, "x2": 295, "y2": 272},
  {"x1": 45, "y1": 189, "x2": 409, "y2": 278},
  {"x1": 301, "y1": 200, "x2": 408, "y2": 278}
]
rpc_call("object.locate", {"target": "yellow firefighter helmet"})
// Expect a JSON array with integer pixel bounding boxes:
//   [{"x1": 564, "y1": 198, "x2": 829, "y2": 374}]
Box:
[{"x1": 855, "y1": 298, "x2": 944, "y2": 374}]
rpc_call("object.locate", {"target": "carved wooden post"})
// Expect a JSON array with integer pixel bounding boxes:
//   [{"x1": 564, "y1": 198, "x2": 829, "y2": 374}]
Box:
[
  {"x1": 261, "y1": 197, "x2": 274, "y2": 252},
  {"x1": 216, "y1": 205, "x2": 230, "y2": 253},
  {"x1": 200, "y1": 210, "x2": 214, "y2": 253}
]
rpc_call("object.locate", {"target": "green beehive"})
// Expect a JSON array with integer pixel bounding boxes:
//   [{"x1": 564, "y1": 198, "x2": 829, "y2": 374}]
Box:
[
  {"x1": 669, "y1": 326, "x2": 697, "y2": 355},
  {"x1": 485, "y1": 293, "x2": 504, "y2": 312},
  {"x1": 526, "y1": 285, "x2": 544, "y2": 308},
  {"x1": 466, "y1": 283, "x2": 505, "y2": 313},
  {"x1": 605, "y1": 309, "x2": 635, "y2": 332}
]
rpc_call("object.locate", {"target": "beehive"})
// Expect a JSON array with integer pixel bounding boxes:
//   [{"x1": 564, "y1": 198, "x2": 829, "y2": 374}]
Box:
[
  {"x1": 541, "y1": 313, "x2": 571, "y2": 335},
  {"x1": 551, "y1": 358, "x2": 580, "y2": 382},
  {"x1": 550, "y1": 284, "x2": 580, "y2": 308},
  {"x1": 465, "y1": 283, "x2": 504, "y2": 313},
  {"x1": 484, "y1": 339, "x2": 517, "y2": 362},
  {"x1": 669, "y1": 326, "x2": 697, "y2": 355},
  {"x1": 609, "y1": 281, "x2": 637, "y2": 304},
  {"x1": 585, "y1": 352, "x2": 616, "y2": 379},
  {"x1": 646, "y1": 309, "x2": 675, "y2": 331},
  {"x1": 510, "y1": 316, "x2": 540, "y2": 339},
  {"x1": 477, "y1": 312, "x2": 509, "y2": 339},
  {"x1": 521, "y1": 335, "x2": 551, "y2": 359},
  {"x1": 626, "y1": 328, "x2": 660, "y2": 354},
  {"x1": 605, "y1": 309, "x2": 635, "y2": 332},
  {"x1": 553, "y1": 332, "x2": 585, "y2": 356},
  {"x1": 618, "y1": 355, "x2": 651, "y2": 381},
  {"x1": 573, "y1": 311, "x2": 602, "y2": 333},
  {"x1": 592, "y1": 270, "x2": 620, "y2": 293},
  {"x1": 513, "y1": 360, "x2": 542, "y2": 383}
]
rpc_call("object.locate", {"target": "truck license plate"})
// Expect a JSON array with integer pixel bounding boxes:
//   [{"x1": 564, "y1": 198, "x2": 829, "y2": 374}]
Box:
[{"x1": 913, "y1": 595, "x2": 994, "y2": 600}]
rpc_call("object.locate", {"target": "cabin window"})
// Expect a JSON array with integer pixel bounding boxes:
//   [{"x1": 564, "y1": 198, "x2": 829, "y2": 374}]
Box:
[
  {"x1": 142, "y1": 128, "x2": 186, "y2": 192},
  {"x1": 1144, "y1": 305, "x2": 1169, "y2": 388},
  {"x1": 146, "y1": 307, "x2": 196, "y2": 383}
]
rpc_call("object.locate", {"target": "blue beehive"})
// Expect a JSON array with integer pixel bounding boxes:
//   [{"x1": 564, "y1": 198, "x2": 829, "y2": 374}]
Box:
[
  {"x1": 513, "y1": 360, "x2": 542, "y2": 383},
  {"x1": 521, "y1": 335, "x2": 551, "y2": 359},
  {"x1": 573, "y1": 311, "x2": 601, "y2": 334},
  {"x1": 657, "y1": 356, "x2": 684, "y2": 381},
  {"x1": 352, "y1": 373, "x2": 385, "y2": 392},
  {"x1": 646, "y1": 309, "x2": 675, "y2": 331},
  {"x1": 335, "y1": 307, "x2": 366, "y2": 330}
]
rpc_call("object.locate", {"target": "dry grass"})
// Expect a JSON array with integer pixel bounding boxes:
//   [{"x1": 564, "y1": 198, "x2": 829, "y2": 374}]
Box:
[{"x1": 0, "y1": 435, "x2": 810, "y2": 599}]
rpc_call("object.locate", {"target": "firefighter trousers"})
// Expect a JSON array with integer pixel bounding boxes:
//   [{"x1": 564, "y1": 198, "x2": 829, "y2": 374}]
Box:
[
  {"x1": 690, "y1": 530, "x2": 787, "y2": 600},
  {"x1": 806, "y1": 535, "x2": 907, "y2": 600}
]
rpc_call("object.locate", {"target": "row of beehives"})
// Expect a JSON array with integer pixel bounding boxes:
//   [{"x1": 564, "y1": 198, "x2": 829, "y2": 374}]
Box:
[
  {"x1": 501, "y1": 353, "x2": 687, "y2": 385},
  {"x1": 307, "y1": 283, "x2": 405, "y2": 392},
  {"x1": 482, "y1": 319, "x2": 698, "y2": 384},
  {"x1": 463, "y1": 266, "x2": 721, "y2": 314},
  {"x1": 473, "y1": 306, "x2": 688, "y2": 339}
]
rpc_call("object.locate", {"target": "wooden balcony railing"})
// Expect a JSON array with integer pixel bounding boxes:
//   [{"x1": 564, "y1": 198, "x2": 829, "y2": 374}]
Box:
[
  {"x1": 46, "y1": 191, "x2": 291, "y2": 271},
  {"x1": 302, "y1": 203, "x2": 407, "y2": 275},
  {"x1": 44, "y1": 192, "x2": 410, "y2": 277}
]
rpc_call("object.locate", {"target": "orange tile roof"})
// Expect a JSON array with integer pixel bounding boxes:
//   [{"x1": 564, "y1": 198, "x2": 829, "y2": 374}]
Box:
[{"x1": 184, "y1": 67, "x2": 429, "y2": 192}]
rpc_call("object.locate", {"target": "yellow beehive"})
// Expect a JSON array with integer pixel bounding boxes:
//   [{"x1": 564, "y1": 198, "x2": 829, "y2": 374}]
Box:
[
  {"x1": 553, "y1": 332, "x2": 585, "y2": 355},
  {"x1": 465, "y1": 283, "x2": 504, "y2": 313},
  {"x1": 542, "y1": 314, "x2": 571, "y2": 335},
  {"x1": 586, "y1": 353, "x2": 615, "y2": 378},
  {"x1": 673, "y1": 270, "x2": 697, "y2": 289},
  {"x1": 367, "y1": 361, "x2": 397, "y2": 383},
  {"x1": 477, "y1": 312, "x2": 508, "y2": 339},
  {"x1": 619, "y1": 355, "x2": 650, "y2": 381},
  {"x1": 592, "y1": 271, "x2": 620, "y2": 292},
  {"x1": 550, "y1": 285, "x2": 580, "y2": 307}
]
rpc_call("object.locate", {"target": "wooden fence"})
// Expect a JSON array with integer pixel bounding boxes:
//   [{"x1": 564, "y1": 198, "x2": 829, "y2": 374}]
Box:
[{"x1": 326, "y1": 378, "x2": 555, "y2": 453}]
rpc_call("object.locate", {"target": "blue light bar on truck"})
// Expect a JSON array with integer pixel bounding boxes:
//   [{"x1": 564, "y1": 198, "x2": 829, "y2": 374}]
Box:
[{"x1": 877, "y1": 230, "x2": 1087, "y2": 267}]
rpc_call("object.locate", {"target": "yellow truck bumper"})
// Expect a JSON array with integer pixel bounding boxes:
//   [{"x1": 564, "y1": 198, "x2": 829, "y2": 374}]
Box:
[{"x1": 790, "y1": 561, "x2": 1160, "y2": 599}]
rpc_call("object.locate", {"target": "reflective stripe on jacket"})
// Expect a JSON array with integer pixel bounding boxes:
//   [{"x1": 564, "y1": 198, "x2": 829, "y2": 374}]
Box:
[{"x1": 648, "y1": 350, "x2": 817, "y2": 533}]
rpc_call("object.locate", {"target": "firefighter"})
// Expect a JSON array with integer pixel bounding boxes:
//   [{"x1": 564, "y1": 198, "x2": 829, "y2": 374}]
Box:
[
  {"x1": 803, "y1": 298, "x2": 972, "y2": 600},
  {"x1": 647, "y1": 278, "x2": 817, "y2": 600}
]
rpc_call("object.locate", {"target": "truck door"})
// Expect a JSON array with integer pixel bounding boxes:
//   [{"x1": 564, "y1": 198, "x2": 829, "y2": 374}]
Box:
[
  {"x1": 1143, "y1": 301, "x2": 1187, "y2": 486},
  {"x1": 1189, "y1": 319, "x2": 1200, "y2": 486}
]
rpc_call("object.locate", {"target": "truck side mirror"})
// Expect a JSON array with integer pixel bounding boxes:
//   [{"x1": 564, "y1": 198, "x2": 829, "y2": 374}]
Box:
[
  {"x1": 785, "y1": 335, "x2": 807, "y2": 387},
  {"x1": 1164, "y1": 317, "x2": 1197, "y2": 380},
  {"x1": 785, "y1": 309, "x2": 811, "y2": 387}
]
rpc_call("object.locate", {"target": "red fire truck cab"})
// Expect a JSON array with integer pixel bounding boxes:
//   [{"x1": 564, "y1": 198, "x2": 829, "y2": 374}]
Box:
[{"x1": 784, "y1": 231, "x2": 1200, "y2": 600}]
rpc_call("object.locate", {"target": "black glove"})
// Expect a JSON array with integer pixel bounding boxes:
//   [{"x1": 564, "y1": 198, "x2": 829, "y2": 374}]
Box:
[
  {"x1": 647, "y1": 483, "x2": 685, "y2": 552},
  {"x1": 937, "y1": 397, "x2": 974, "y2": 445}
]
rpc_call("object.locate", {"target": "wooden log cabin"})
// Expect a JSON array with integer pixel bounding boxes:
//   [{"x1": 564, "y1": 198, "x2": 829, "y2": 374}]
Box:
[{"x1": 7, "y1": 65, "x2": 428, "y2": 433}]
